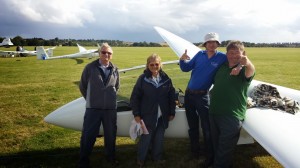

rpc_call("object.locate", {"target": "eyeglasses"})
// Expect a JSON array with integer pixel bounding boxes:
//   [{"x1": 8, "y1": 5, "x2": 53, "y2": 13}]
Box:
[
  {"x1": 101, "y1": 51, "x2": 112, "y2": 55},
  {"x1": 149, "y1": 63, "x2": 159, "y2": 67}
]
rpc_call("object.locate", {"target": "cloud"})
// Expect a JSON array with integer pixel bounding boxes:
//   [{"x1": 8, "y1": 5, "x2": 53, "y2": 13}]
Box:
[
  {"x1": 0, "y1": 0, "x2": 300, "y2": 43},
  {"x1": 5, "y1": 0, "x2": 96, "y2": 27}
]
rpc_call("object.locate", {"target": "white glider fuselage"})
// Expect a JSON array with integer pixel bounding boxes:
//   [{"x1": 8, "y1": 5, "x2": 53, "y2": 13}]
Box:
[
  {"x1": 0, "y1": 47, "x2": 55, "y2": 57},
  {"x1": 0, "y1": 51, "x2": 36, "y2": 57},
  {"x1": 37, "y1": 44, "x2": 98, "y2": 60}
]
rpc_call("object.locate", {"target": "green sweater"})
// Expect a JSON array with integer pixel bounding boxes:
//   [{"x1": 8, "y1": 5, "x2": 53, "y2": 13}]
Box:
[{"x1": 209, "y1": 63, "x2": 254, "y2": 120}]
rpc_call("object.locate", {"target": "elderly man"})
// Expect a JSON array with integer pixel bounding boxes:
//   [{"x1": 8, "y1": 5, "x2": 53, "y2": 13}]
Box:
[{"x1": 79, "y1": 43, "x2": 120, "y2": 167}]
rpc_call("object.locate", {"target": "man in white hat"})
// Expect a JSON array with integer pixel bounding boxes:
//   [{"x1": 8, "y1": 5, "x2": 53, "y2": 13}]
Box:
[{"x1": 179, "y1": 32, "x2": 225, "y2": 167}]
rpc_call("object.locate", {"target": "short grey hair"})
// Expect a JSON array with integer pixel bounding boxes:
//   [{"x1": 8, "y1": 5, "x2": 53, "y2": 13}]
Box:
[{"x1": 98, "y1": 42, "x2": 113, "y2": 53}]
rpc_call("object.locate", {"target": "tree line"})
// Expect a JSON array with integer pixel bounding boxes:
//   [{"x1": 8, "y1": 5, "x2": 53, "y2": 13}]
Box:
[{"x1": 1, "y1": 36, "x2": 300, "y2": 48}]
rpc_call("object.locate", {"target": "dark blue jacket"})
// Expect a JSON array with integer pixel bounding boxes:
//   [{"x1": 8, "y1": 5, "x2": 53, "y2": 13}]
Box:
[
  {"x1": 79, "y1": 60, "x2": 120, "y2": 109},
  {"x1": 130, "y1": 69, "x2": 176, "y2": 130}
]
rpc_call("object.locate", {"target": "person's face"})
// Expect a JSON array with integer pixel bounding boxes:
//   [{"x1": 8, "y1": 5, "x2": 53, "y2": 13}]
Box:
[
  {"x1": 205, "y1": 41, "x2": 219, "y2": 51},
  {"x1": 226, "y1": 48, "x2": 243, "y2": 66},
  {"x1": 99, "y1": 47, "x2": 113, "y2": 64},
  {"x1": 148, "y1": 59, "x2": 161, "y2": 76}
]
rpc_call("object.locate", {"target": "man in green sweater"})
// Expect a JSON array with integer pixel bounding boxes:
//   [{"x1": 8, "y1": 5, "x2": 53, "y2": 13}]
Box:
[{"x1": 209, "y1": 40, "x2": 255, "y2": 168}]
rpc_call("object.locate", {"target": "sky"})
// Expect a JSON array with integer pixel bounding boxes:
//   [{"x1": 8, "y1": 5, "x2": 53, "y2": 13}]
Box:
[{"x1": 1, "y1": 0, "x2": 300, "y2": 43}]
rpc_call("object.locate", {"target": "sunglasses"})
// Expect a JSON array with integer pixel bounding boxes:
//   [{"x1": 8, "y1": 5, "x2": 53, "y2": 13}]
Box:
[
  {"x1": 101, "y1": 51, "x2": 112, "y2": 55},
  {"x1": 149, "y1": 63, "x2": 159, "y2": 67}
]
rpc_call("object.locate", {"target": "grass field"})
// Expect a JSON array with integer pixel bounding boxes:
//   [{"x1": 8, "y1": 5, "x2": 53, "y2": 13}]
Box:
[{"x1": 1, "y1": 46, "x2": 299, "y2": 167}]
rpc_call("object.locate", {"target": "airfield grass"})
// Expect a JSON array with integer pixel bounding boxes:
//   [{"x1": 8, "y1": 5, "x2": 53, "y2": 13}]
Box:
[{"x1": 1, "y1": 46, "x2": 299, "y2": 167}]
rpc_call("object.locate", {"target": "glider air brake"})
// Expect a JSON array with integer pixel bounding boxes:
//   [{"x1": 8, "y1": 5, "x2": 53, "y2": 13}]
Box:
[
  {"x1": 36, "y1": 44, "x2": 99, "y2": 60},
  {"x1": 44, "y1": 27, "x2": 300, "y2": 167}
]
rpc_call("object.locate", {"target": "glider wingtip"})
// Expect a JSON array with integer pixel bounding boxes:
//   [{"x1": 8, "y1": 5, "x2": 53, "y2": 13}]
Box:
[{"x1": 154, "y1": 26, "x2": 163, "y2": 31}]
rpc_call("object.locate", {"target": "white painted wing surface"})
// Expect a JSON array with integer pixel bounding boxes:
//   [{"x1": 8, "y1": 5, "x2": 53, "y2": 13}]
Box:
[
  {"x1": 154, "y1": 26, "x2": 201, "y2": 59},
  {"x1": 244, "y1": 80, "x2": 300, "y2": 168},
  {"x1": 119, "y1": 60, "x2": 178, "y2": 73},
  {"x1": 244, "y1": 109, "x2": 300, "y2": 168}
]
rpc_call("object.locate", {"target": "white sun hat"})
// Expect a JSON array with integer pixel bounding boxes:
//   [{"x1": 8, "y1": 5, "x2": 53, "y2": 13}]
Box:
[{"x1": 202, "y1": 32, "x2": 220, "y2": 46}]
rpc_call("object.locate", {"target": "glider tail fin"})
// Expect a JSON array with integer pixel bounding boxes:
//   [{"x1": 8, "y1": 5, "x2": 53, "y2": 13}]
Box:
[
  {"x1": 36, "y1": 46, "x2": 49, "y2": 60},
  {"x1": 0, "y1": 37, "x2": 14, "y2": 46},
  {"x1": 77, "y1": 43, "x2": 86, "y2": 53}
]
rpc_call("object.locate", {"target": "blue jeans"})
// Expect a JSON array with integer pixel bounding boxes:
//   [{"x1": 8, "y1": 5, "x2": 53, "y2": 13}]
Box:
[
  {"x1": 184, "y1": 92, "x2": 213, "y2": 161},
  {"x1": 209, "y1": 115, "x2": 242, "y2": 168}
]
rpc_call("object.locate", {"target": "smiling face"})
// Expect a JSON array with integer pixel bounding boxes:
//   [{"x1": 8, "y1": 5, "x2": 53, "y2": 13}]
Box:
[
  {"x1": 227, "y1": 48, "x2": 243, "y2": 67},
  {"x1": 146, "y1": 54, "x2": 162, "y2": 77},
  {"x1": 226, "y1": 41, "x2": 245, "y2": 67},
  {"x1": 204, "y1": 41, "x2": 219, "y2": 52},
  {"x1": 98, "y1": 44, "x2": 113, "y2": 66}
]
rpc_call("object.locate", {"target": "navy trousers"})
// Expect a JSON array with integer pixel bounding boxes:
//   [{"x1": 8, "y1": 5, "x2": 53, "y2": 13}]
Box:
[
  {"x1": 184, "y1": 92, "x2": 213, "y2": 161},
  {"x1": 137, "y1": 117, "x2": 165, "y2": 161},
  {"x1": 79, "y1": 108, "x2": 117, "y2": 167},
  {"x1": 210, "y1": 115, "x2": 242, "y2": 168}
]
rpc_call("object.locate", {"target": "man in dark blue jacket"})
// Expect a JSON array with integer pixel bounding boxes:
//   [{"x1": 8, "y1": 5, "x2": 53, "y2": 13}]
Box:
[{"x1": 79, "y1": 43, "x2": 120, "y2": 168}]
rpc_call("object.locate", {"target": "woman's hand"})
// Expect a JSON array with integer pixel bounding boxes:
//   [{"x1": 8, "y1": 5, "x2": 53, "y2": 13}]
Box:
[
  {"x1": 134, "y1": 116, "x2": 141, "y2": 123},
  {"x1": 169, "y1": 115, "x2": 175, "y2": 121}
]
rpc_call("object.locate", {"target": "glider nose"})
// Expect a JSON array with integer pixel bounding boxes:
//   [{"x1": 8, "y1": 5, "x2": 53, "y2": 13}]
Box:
[{"x1": 44, "y1": 97, "x2": 86, "y2": 131}]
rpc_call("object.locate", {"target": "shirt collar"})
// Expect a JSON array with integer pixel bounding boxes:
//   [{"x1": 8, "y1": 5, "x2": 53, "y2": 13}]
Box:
[{"x1": 99, "y1": 60, "x2": 111, "y2": 68}]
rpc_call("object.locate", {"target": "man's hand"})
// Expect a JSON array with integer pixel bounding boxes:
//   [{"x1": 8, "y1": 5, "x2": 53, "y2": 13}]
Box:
[
  {"x1": 230, "y1": 66, "x2": 242, "y2": 76},
  {"x1": 230, "y1": 51, "x2": 248, "y2": 76},
  {"x1": 239, "y1": 51, "x2": 249, "y2": 67},
  {"x1": 180, "y1": 49, "x2": 190, "y2": 60}
]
